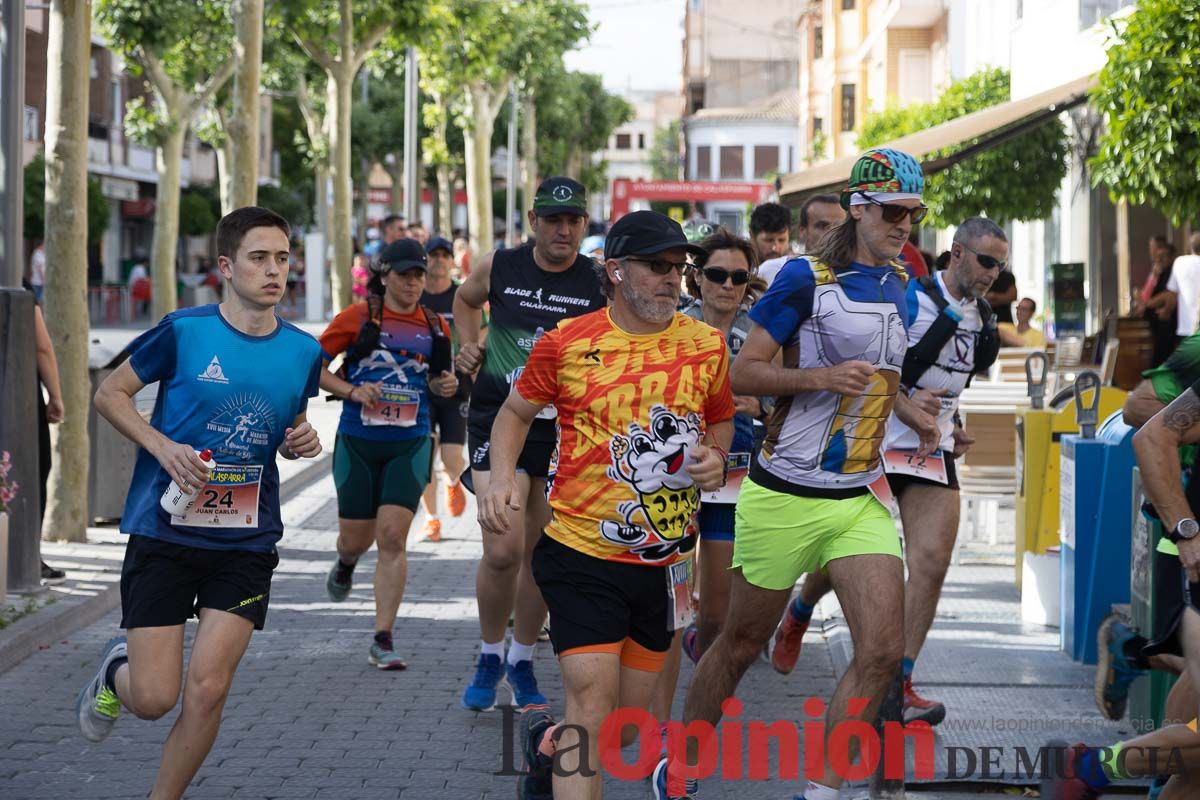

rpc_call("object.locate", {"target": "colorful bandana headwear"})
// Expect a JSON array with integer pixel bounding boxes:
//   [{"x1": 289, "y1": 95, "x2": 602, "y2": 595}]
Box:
[{"x1": 840, "y1": 148, "x2": 925, "y2": 209}]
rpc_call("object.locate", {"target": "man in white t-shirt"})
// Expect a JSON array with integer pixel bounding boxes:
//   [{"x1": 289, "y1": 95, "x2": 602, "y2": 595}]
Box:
[
  {"x1": 767, "y1": 216, "x2": 1007, "y2": 730},
  {"x1": 1165, "y1": 233, "x2": 1200, "y2": 337},
  {"x1": 757, "y1": 193, "x2": 844, "y2": 286}
]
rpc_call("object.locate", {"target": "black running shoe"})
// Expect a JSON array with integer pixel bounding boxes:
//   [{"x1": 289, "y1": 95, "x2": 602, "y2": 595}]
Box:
[{"x1": 518, "y1": 705, "x2": 556, "y2": 800}]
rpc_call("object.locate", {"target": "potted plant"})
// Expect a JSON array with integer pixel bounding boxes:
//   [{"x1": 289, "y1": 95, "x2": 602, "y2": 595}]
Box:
[{"x1": 0, "y1": 450, "x2": 17, "y2": 599}]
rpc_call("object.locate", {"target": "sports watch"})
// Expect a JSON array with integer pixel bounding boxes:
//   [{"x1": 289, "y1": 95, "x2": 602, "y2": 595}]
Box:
[{"x1": 1168, "y1": 518, "x2": 1200, "y2": 544}]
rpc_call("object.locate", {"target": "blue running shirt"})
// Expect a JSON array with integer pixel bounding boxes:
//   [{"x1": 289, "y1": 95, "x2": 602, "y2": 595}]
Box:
[
  {"x1": 749, "y1": 257, "x2": 911, "y2": 489},
  {"x1": 120, "y1": 305, "x2": 322, "y2": 551},
  {"x1": 318, "y1": 303, "x2": 452, "y2": 441}
]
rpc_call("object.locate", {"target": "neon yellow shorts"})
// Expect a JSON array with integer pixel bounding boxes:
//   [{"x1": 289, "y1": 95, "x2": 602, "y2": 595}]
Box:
[{"x1": 731, "y1": 477, "x2": 901, "y2": 591}]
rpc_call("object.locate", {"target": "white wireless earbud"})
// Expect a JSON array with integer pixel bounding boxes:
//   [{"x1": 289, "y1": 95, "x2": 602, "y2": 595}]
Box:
[{"x1": 614, "y1": 269, "x2": 623, "y2": 283}]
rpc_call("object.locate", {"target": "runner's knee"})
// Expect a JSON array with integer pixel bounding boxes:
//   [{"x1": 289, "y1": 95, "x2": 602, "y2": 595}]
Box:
[
  {"x1": 127, "y1": 680, "x2": 179, "y2": 721},
  {"x1": 183, "y1": 671, "x2": 236, "y2": 717}
]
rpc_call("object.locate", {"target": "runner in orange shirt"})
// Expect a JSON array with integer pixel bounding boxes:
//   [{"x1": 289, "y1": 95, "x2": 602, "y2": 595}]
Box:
[{"x1": 478, "y1": 211, "x2": 734, "y2": 800}]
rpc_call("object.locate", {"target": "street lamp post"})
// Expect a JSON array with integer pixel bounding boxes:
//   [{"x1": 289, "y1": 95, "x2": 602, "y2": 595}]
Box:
[{"x1": 0, "y1": 0, "x2": 43, "y2": 594}]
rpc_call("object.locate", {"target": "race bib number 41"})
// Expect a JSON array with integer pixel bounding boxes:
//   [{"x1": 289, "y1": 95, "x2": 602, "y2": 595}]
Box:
[
  {"x1": 173, "y1": 464, "x2": 263, "y2": 528},
  {"x1": 361, "y1": 384, "x2": 421, "y2": 427}
]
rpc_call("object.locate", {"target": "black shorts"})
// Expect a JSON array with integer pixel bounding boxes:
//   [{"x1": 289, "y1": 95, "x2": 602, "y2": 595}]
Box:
[
  {"x1": 1143, "y1": 548, "x2": 1194, "y2": 659},
  {"x1": 531, "y1": 535, "x2": 674, "y2": 661},
  {"x1": 429, "y1": 395, "x2": 468, "y2": 445},
  {"x1": 885, "y1": 454, "x2": 960, "y2": 495},
  {"x1": 120, "y1": 535, "x2": 279, "y2": 631},
  {"x1": 466, "y1": 422, "x2": 555, "y2": 479}
]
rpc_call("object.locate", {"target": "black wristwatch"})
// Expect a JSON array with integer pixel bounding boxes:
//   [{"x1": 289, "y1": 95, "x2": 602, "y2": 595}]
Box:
[{"x1": 1167, "y1": 518, "x2": 1200, "y2": 544}]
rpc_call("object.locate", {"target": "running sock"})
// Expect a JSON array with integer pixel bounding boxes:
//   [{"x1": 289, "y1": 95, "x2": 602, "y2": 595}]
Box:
[
  {"x1": 1121, "y1": 635, "x2": 1151, "y2": 669},
  {"x1": 902, "y1": 657, "x2": 915, "y2": 679},
  {"x1": 374, "y1": 631, "x2": 394, "y2": 651},
  {"x1": 789, "y1": 597, "x2": 815, "y2": 622},
  {"x1": 480, "y1": 639, "x2": 505, "y2": 658},
  {"x1": 1097, "y1": 741, "x2": 1126, "y2": 781},
  {"x1": 104, "y1": 656, "x2": 128, "y2": 693},
  {"x1": 1076, "y1": 745, "x2": 1114, "y2": 789},
  {"x1": 508, "y1": 640, "x2": 535, "y2": 665},
  {"x1": 800, "y1": 780, "x2": 838, "y2": 800}
]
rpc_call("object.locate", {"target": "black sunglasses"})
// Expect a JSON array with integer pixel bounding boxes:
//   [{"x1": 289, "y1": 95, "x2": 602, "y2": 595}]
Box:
[
  {"x1": 858, "y1": 192, "x2": 928, "y2": 224},
  {"x1": 958, "y1": 242, "x2": 1008, "y2": 271},
  {"x1": 700, "y1": 266, "x2": 751, "y2": 286},
  {"x1": 623, "y1": 257, "x2": 689, "y2": 276}
]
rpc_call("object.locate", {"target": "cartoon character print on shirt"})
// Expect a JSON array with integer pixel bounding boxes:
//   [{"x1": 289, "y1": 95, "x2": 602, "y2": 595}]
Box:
[
  {"x1": 809, "y1": 289, "x2": 906, "y2": 474},
  {"x1": 600, "y1": 406, "x2": 701, "y2": 563}
]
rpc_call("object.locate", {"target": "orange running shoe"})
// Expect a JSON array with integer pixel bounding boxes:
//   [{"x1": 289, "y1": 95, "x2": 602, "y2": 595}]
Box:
[
  {"x1": 446, "y1": 480, "x2": 467, "y2": 517},
  {"x1": 769, "y1": 611, "x2": 809, "y2": 675},
  {"x1": 422, "y1": 518, "x2": 442, "y2": 542},
  {"x1": 902, "y1": 676, "x2": 946, "y2": 726}
]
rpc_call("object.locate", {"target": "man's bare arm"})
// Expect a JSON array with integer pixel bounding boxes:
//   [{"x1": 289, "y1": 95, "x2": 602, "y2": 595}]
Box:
[
  {"x1": 1123, "y1": 380, "x2": 1166, "y2": 429},
  {"x1": 1133, "y1": 388, "x2": 1200, "y2": 530},
  {"x1": 453, "y1": 250, "x2": 494, "y2": 351}
]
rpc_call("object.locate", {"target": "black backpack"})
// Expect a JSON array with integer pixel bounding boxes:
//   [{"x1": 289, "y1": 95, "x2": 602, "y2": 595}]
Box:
[{"x1": 900, "y1": 275, "x2": 999, "y2": 389}]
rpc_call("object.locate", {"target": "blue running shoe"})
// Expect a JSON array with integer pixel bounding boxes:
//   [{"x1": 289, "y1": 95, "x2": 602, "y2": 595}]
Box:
[
  {"x1": 507, "y1": 659, "x2": 547, "y2": 709},
  {"x1": 1095, "y1": 614, "x2": 1146, "y2": 720},
  {"x1": 461, "y1": 653, "x2": 504, "y2": 711},
  {"x1": 681, "y1": 624, "x2": 699, "y2": 665},
  {"x1": 652, "y1": 756, "x2": 698, "y2": 799},
  {"x1": 1148, "y1": 775, "x2": 1168, "y2": 799}
]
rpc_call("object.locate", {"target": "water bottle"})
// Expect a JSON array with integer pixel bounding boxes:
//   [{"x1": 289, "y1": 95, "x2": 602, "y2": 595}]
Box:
[{"x1": 159, "y1": 449, "x2": 216, "y2": 516}]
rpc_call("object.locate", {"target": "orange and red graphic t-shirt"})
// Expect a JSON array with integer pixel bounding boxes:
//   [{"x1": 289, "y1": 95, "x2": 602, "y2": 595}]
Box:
[{"x1": 516, "y1": 308, "x2": 735, "y2": 566}]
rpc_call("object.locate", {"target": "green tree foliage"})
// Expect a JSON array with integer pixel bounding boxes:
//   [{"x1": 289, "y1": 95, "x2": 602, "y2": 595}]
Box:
[
  {"x1": 24, "y1": 154, "x2": 110, "y2": 246},
  {"x1": 649, "y1": 120, "x2": 683, "y2": 181},
  {"x1": 179, "y1": 187, "x2": 220, "y2": 237},
  {"x1": 1090, "y1": 0, "x2": 1200, "y2": 225},
  {"x1": 858, "y1": 67, "x2": 1068, "y2": 227},
  {"x1": 535, "y1": 69, "x2": 633, "y2": 193}
]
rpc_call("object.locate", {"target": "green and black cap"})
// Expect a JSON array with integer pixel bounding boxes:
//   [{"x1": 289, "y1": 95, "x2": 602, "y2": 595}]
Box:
[{"x1": 532, "y1": 176, "x2": 588, "y2": 217}]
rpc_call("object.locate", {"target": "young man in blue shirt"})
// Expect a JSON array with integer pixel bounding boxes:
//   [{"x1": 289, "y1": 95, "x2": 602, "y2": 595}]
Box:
[{"x1": 79, "y1": 206, "x2": 324, "y2": 800}]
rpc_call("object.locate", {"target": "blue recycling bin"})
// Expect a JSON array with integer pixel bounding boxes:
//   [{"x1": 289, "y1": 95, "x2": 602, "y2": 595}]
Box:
[{"x1": 1060, "y1": 411, "x2": 1136, "y2": 664}]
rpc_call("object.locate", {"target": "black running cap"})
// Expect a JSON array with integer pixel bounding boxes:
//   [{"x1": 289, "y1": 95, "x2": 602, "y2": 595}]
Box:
[
  {"x1": 603, "y1": 211, "x2": 705, "y2": 260},
  {"x1": 377, "y1": 238, "x2": 427, "y2": 271}
]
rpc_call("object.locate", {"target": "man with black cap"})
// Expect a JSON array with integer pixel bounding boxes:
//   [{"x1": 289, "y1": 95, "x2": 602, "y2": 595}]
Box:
[
  {"x1": 317, "y1": 238, "x2": 458, "y2": 670},
  {"x1": 454, "y1": 176, "x2": 608, "y2": 713},
  {"x1": 478, "y1": 209, "x2": 733, "y2": 800},
  {"x1": 416, "y1": 236, "x2": 470, "y2": 542}
]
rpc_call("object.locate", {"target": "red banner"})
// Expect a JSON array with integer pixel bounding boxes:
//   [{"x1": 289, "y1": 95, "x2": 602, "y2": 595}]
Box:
[{"x1": 610, "y1": 178, "x2": 773, "y2": 220}]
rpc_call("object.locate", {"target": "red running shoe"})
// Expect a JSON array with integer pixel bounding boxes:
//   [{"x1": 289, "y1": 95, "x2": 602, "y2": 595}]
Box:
[{"x1": 902, "y1": 677, "x2": 946, "y2": 726}]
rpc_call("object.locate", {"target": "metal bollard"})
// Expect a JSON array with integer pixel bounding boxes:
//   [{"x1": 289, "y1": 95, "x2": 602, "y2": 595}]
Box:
[
  {"x1": 1073, "y1": 370, "x2": 1101, "y2": 439},
  {"x1": 1025, "y1": 351, "x2": 1048, "y2": 410}
]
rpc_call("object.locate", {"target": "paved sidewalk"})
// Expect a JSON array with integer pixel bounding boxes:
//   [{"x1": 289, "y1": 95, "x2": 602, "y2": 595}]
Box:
[{"x1": 0, "y1": 426, "x2": 1151, "y2": 798}]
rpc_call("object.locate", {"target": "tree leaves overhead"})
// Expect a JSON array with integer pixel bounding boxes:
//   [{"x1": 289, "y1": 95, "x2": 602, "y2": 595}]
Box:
[
  {"x1": 535, "y1": 67, "x2": 633, "y2": 192},
  {"x1": 24, "y1": 154, "x2": 110, "y2": 247},
  {"x1": 1090, "y1": 0, "x2": 1200, "y2": 225},
  {"x1": 858, "y1": 67, "x2": 1069, "y2": 227}
]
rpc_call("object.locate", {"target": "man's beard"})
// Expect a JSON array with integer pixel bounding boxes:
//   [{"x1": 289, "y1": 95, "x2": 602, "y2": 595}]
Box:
[{"x1": 620, "y1": 280, "x2": 676, "y2": 324}]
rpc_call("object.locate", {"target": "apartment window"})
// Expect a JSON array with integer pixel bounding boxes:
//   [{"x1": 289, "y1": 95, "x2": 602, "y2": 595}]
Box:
[
  {"x1": 23, "y1": 106, "x2": 38, "y2": 141},
  {"x1": 719, "y1": 146, "x2": 743, "y2": 180},
  {"x1": 696, "y1": 145, "x2": 711, "y2": 179},
  {"x1": 615, "y1": 133, "x2": 632, "y2": 150},
  {"x1": 1079, "y1": 0, "x2": 1133, "y2": 29},
  {"x1": 111, "y1": 79, "x2": 122, "y2": 127},
  {"x1": 754, "y1": 146, "x2": 779, "y2": 179},
  {"x1": 638, "y1": 133, "x2": 646, "y2": 150},
  {"x1": 840, "y1": 84, "x2": 857, "y2": 131},
  {"x1": 1016, "y1": 0, "x2": 1023, "y2": 18},
  {"x1": 842, "y1": 0, "x2": 855, "y2": 9},
  {"x1": 90, "y1": 55, "x2": 99, "y2": 79},
  {"x1": 813, "y1": 26, "x2": 824, "y2": 59},
  {"x1": 813, "y1": 116, "x2": 824, "y2": 136}
]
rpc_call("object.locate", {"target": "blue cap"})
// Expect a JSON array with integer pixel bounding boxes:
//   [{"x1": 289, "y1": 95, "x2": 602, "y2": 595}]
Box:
[{"x1": 425, "y1": 236, "x2": 454, "y2": 256}]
